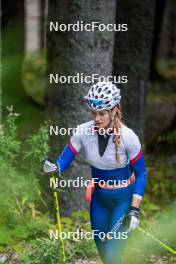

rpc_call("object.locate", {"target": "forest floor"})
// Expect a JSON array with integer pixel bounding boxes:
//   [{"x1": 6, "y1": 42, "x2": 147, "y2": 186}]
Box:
[{"x1": 0, "y1": 255, "x2": 176, "y2": 264}]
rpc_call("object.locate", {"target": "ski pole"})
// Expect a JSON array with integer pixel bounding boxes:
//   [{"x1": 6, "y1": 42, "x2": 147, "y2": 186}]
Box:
[
  {"x1": 138, "y1": 226, "x2": 176, "y2": 255},
  {"x1": 51, "y1": 173, "x2": 66, "y2": 263}
]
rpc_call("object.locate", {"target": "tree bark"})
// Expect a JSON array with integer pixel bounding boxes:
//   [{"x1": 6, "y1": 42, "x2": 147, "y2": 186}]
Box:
[
  {"x1": 24, "y1": 0, "x2": 41, "y2": 54},
  {"x1": 157, "y1": 0, "x2": 176, "y2": 59},
  {"x1": 150, "y1": 0, "x2": 167, "y2": 80},
  {"x1": 113, "y1": 0, "x2": 156, "y2": 142},
  {"x1": 41, "y1": 0, "x2": 48, "y2": 51},
  {"x1": 46, "y1": 0, "x2": 116, "y2": 214},
  {"x1": 2, "y1": 0, "x2": 24, "y2": 28}
]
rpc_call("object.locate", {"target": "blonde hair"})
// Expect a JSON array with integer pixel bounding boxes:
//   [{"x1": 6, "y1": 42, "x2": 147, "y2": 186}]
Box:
[{"x1": 112, "y1": 105, "x2": 122, "y2": 162}]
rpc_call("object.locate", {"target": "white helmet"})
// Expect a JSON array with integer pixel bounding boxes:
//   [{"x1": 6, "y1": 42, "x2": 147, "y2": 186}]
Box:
[{"x1": 84, "y1": 81, "x2": 121, "y2": 111}]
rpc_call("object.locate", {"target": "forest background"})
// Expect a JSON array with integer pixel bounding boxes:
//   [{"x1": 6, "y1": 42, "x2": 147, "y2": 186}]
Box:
[{"x1": 0, "y1": 0, "x2": 176, "y2": 263}]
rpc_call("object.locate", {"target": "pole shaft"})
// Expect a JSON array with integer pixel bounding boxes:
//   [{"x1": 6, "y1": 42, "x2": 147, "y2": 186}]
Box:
[{"x1": 52, "y1": 175, "x2": 66, "y2": 263}]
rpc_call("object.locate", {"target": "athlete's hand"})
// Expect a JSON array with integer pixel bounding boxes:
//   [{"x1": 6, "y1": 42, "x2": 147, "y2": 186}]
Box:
[
  {"x1": 125, "y1": 206, "x2": 140, "y2": 233},
  {"x1": 43, "y1": 160, "x2": 58, "y2": 173}
]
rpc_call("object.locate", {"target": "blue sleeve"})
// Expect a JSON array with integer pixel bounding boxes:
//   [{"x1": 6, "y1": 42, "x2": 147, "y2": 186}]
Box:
[
  {"x1": 130, "y1": 151, "x2": 147, "y2": 198},
  {"x1": 55, "y1": 143, "x2": 78, "y2": 173}
]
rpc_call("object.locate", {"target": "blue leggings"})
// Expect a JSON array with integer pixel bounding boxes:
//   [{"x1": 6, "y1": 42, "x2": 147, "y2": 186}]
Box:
[{"x1": 90, "y1": 184, "x2": 134, "y2": 264}]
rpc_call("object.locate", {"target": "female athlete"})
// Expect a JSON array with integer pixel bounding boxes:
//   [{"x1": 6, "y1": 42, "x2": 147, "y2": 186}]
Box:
[{"x1": 44, "y1": 81, "x2": 147, "y2": 264}]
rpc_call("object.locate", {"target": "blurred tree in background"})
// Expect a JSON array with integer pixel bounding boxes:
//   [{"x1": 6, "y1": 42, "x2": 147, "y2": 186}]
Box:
[
  {"x1": 46, "y1": 0, "x2": 117, "y2": 213},
  {"x1": 113, "y1": 0, "x2": 156, "y2": 141},
  {"x1": 145, "y1": 0, "x2": 176, "y2": 147}
]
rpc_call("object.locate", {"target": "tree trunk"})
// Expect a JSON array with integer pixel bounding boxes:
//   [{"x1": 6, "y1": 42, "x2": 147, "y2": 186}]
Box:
[
  {"x1": 24, "y1": 0, "x2": 41, "y2": 54},
  {"x1": 157, "y1": 0, "x2": 176, "y2": 59},
  {"x1": 113, "y1": 0, "x2": 156, "y2": 142},
  {"x1": 150, "y1": 0, "x2": 167, "y2": 80},
  {"x1": 41, "y1": 0, "x2": 48, "y2": 51},
  {"x1": 2, "y1": 0, "x2": 24, "y2": 28},
  {"x1": 155, "y1": 0, "x2": 176, "y2": 86},
  {"x1": 46, "y1": 0, "x2": 116, "y2": 215}
]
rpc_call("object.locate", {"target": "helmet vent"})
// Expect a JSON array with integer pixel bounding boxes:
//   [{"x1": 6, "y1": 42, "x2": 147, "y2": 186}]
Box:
[
  {"x1": 106, "y1": 90, "x2": 111, "y2": 94},
  {"x1": 98, "y1": 88, "x2": 102, "y2": 93}
]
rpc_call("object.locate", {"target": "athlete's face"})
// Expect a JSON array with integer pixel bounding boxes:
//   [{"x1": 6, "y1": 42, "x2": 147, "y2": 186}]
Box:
[{"x1": 91, "y1": 110, "x2": 111, "y2": 129}]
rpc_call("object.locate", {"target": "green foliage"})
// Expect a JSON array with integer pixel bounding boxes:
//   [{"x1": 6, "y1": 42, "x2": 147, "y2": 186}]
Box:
[
  {"x1": 0, "y1": 167, "x2": 41, "y2": 227},
  {"x1": 71, "y1": 210, "x2": 90, "y2": 230},
  {"x1": 143, "y1": 155, "x2": 176, "y2": 211},
  {"x1": 0, "y1": 109, "x2": 176, "y2": 263},
  {"x1": 20, "y1": 238, "x2": 62, "y2": 264},
  {"x1": 0, "y1": 107, "x2": 21, "y2": 164},
  {"x1": 23, "y1": 123, "x2": 50, "y2": 174},
  {"x1": 12, "y1": 216, "x2": 50, "y2": 242},
  {"x1": 61, "y1": 211, "x2": 97, "y2": 261},
  {"x1": 0, "y1": 110, "x2": 50, "y2": 231},
  {"x1": 20, "y1": 237, "x2": 97, "y2": 264},
  {"x1": 156, "y1": 58, "x2": 176, "y2": 78},
  {"x1": 20, "y1": 213, "x2": 97, "y2": 264},
  {"x1": 159, "y1": 131, "x2": 176, "y2": 145},
  {"x1": 70, "y1": 239, "x2": 97, "y2": 260},
  {"x1": 0, "y1": 225, "x2": 13, "y2": 245},
  {"x1": 21, "y1": 53, "x2": 46, "y2": 106},
  {"x1": 61, "y1": 217, "x2": 74, "y2": 232}
]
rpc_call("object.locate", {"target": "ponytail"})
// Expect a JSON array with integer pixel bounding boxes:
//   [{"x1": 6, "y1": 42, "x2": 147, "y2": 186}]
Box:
[{"x1": 113, "y1": 106, "x2": 122, "y2": 162}]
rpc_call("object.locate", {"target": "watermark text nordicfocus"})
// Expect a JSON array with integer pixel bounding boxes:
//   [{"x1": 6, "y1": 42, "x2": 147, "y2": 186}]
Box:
[
  {"x1": 49, "y1": 125, "x2": 120, "y2": 137},
  {"x1": 50, "y1": 21, "x2": 128, "y2": 32},
  {"x1": 49, "y1": 73, "x2": 128, "y2": 84}
]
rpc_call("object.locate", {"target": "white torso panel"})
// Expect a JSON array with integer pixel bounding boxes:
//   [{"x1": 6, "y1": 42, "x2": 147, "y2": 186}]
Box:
[{"x1": 70, "y1": 120, "x2": 141, "y2": 170}]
